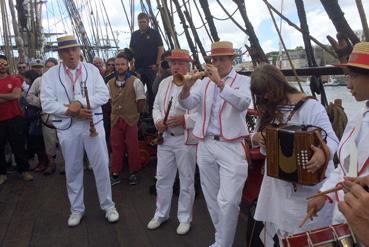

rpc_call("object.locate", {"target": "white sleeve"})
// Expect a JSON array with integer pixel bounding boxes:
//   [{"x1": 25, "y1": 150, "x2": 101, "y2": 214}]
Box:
[
  {"x1": 152, "y1": 80, "x2": 164, "y2": 125},
  {"x1": 178, "y1": 78, "x2": 202, "y2": 110},
  {"x1": 40, "y1": 69, "x2": 68, "y2": 116},
  {"x1": 26, "y1": 77, "x2": 41, "y2": 108},
  {"x1": 219, "y1": 75, "x2": 252, "y2": 112},
  {"x1": 319, "y1": 166, "x2": 344, "y2": 201},
  {"x1": 133, "y1": 78, "x2": 146, "y2": 101}
]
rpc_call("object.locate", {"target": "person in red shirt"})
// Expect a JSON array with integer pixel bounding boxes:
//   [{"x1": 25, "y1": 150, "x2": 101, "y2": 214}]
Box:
[{"x1": 0, "y1": 54, "x2": 33, "y2": 185}]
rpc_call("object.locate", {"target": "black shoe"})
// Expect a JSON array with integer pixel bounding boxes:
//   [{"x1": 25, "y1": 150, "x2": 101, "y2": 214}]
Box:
[
  {"x1": 111, "y1": 175, "x2": 121, "y2": 186},
  {"x1": 128, "y1": 174, "x2": 137, "y2": 185}
]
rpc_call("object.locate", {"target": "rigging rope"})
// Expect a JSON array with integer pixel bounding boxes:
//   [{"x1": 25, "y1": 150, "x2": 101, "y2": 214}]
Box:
[{"x1": 212, "y1": 8, "x2": 238, "y2": 21}]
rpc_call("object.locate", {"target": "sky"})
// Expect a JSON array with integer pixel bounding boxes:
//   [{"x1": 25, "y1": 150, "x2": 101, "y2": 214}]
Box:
[{"x1": 10, "y1": 0, "x2": 369, "y2": 60}]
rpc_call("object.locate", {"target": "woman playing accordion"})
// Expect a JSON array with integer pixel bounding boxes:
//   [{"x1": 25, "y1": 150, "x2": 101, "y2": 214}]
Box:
[{"x1": 250, "y1": 64, "x2": 339, "y2": 246}]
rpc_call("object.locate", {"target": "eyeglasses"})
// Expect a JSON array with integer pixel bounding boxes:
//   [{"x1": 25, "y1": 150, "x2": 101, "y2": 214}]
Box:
[{"x1": 0, "y1": 62, "x2": 8, "y2": 66}]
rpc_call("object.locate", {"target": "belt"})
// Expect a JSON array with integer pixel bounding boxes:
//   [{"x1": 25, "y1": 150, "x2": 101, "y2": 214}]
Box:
[
  {"x1": 210, "y1": 135, "x2": 220, "y2": 141},
  {"x1": 169, "y1": 132, "x2": 184, "y2": 136}
]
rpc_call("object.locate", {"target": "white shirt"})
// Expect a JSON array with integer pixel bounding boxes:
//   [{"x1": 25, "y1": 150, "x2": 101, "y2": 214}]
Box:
[
  {"x1": 254, "y1": 99, "x2": 339, "y2": 234},
  {"x1": 206, "y1": 71, "x2": 235, "y2": 136}
]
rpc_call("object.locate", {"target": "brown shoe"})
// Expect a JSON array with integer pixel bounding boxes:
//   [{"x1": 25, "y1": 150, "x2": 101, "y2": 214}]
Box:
[{"x1": 21, "y1": 172, "x2": 33, "y2": 181}]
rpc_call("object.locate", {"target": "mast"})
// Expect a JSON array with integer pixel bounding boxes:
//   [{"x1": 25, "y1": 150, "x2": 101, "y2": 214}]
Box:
[
  {"x1": 8, "y1": 0, "x2": 25, "y2": 61},
  {"x1": 295, "y1": 0, "x2": 317, "y2": 67},
  {"x1": 199, "y1": 0, "x2": 220, "y2": 42},
  {"x1": 355, "y1": 0, "x2": 369, "y2": 41},
  {"x1": 172, "y1": 0, "x2": 201, "y2": 69},
  {"x1": 183, "y1": 7, "x2": 208, "y2": 63},
  {"x1": 232, "y1": 0, "x2": 268, "y2": 63},
  {"x1": 295, "y1": 0, "x2": 328, "y2": 107},
  {"x1": 320, "y1": 0, "x2": 360, "y2": 44}
]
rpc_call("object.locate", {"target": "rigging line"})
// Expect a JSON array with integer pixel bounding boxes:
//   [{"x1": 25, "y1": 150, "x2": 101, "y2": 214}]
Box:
[
  {"x1": 85, "y1": 0, "x2": 98, "y2": 49},
  {"x1": 212, "y1": 8, "x2": 238, "y2": 21},
  {"x1": 120, "y1": 0, "x2": 132, "y2": 33},
  {"x1": 131, "y1": 0, "x2": 135, "y2": 32},
  {"x1": 45, "y1": 3, "x2": 51, "y2": 44},
  {"x1": 56, "y1": 0, "x2": 68, "y2": 32},
  {"x1": 215, "y1": 0, "x2": 248, "y2": 34},
  {"x1": 99, "y1": 0, "x2": 118, "y2": 49},
  {"x1": 94, "y1": 0, "x2": 102, "y2": 56},
  {"x1": 266, "y1": 3, "x2": 304, "y2": 93},
  {"x1": 262, "y1": 0, "x2": 337, "y2": 59},
  {"x1": 193, "y1": 0, "x2": 213, "y2": 42}
]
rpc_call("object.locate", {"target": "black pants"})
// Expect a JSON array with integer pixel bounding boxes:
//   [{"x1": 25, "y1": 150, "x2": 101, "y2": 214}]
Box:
[{"x1": 0, "y1": 117, "x2": 30, "y2": 175}]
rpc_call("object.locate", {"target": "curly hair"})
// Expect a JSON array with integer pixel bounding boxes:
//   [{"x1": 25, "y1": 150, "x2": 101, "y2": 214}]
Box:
[{"x1": 250, "y1": 64, "x2": 299, "y2": 130}]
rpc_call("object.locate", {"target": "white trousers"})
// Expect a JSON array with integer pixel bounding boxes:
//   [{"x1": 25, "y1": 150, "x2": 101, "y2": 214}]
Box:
[
  {"x1": 57, "y1": 120, "x2": 114, "y2": 214},
  {"x1": 197, "y1": 138, "x2": 248, "y2": 247},
  {"x1": 154, "y1": 134, "x2": 197, "y2": 223}
]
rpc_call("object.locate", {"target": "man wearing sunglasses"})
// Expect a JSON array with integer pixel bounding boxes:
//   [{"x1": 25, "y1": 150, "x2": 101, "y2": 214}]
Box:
[{"x1": 0, "y1": 54, "x2": 33, "y2": 185}]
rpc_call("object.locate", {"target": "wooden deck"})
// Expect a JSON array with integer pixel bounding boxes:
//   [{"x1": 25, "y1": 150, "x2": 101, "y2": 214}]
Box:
[{"x1": 0, "y1": 164, "x2": 248, "y2": 247}]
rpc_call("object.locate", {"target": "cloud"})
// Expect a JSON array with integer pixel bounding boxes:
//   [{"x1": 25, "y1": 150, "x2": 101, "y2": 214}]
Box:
[{"x1": 3, "y1": 0, "x2": 369, "y2": 61}]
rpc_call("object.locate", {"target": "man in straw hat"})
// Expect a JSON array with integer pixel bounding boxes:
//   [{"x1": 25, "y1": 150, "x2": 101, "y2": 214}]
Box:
[
  {"x1": 179, "y1": 41, "x2": 251, "y2": 246},
  {"x1": 308, "y1": 42, "x2": 369, "y2": 246},
  {"x1": 147, "y1": 49, "x2": 198, "y2": 235},
  {"x1": 40, "y1": 35, "x2": 119, "y2": 227}
]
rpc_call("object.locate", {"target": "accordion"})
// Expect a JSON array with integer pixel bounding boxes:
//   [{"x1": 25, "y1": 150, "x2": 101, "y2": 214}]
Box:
[{"x1": 265, "y1": 125, "x2": 329, "y2": 186}]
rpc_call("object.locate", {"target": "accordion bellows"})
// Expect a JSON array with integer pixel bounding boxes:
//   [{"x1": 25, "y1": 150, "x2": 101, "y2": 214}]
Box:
[{"x1": 266, "y1": 125, "x2": 329, "y2": 186}]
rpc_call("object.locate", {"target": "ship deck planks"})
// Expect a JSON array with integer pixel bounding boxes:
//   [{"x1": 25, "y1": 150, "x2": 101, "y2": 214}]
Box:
[{"x1": 0, "y1": 164, "x2": 248, "y2": 247}]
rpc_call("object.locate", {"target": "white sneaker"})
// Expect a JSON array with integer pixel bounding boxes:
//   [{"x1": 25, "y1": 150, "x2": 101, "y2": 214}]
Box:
[
  {"x1": 105, "y1": 208, "x2": 119, "y2": 223},
  {"x1": 147, "y1": 218, "x2": 164, "y2": 230},
  {"x1": 176, "y1": 222, "x2": 191, "y2": 235},
  {"x1": 0, "y1": 175, "x2": 7, "y2": 185},
  {"x1": 67, "y1": 213, "x2": 83, "y2": 227}
]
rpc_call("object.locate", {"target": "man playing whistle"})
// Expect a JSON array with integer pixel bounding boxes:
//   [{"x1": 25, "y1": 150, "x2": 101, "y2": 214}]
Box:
[
  {"x1": 179, "y1": 41, "x2": 252, "y2": 247},
  {"x1": 147, "y1": 49, "x2": 198, "y2": 235},
  {"x1": 40, "y1": 35, "x2": 119, "y2": 227}
]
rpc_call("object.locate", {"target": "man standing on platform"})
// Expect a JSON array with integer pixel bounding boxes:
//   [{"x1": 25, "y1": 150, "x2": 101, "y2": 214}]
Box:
[
  {"x1": 179, "y1": 41, "x2": 251, "y2": 247},
  {"x1": 108, "y1": 52, "x2": 146, "y2": 186},
  {"x1": 40, "y1": 35, "x2": 119, "y2": 227},
  {"x1": 129, "y1": 12, "x2": 164, "y2": 112}
]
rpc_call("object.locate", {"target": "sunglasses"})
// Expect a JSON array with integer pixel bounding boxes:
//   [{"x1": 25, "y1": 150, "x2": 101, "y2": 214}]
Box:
[
  {"x1": 107, "y1": 64, "x2": 115, "y2": 66},
  {"x1": 18, "y1": 66, "x2": 26, "y2": 69}
]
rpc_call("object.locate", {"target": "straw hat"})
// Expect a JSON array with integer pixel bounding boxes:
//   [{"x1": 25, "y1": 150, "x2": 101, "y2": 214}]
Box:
[
  {"x1": 336, "y1": 42, "x2": 369, "y2": 70},
  {"x1": 210, "y1": 41, "x2": 234, "y2": 57},
  {"x1": 57, "y1": 35, "x2": 80, "y2": 50},
  {"x1": 167, "y1": 49, "x2": 191, "y2": 62}
]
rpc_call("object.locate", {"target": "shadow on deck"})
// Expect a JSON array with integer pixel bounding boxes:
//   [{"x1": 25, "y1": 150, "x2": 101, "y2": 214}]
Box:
[{"x1": 0, "y1": 164, "x2": 248, "y2": 247}]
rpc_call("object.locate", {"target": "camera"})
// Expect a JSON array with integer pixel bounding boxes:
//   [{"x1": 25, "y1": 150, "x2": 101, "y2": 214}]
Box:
[{"x1": 160, "y1": 60, "x2": 169, "y2": 70}]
